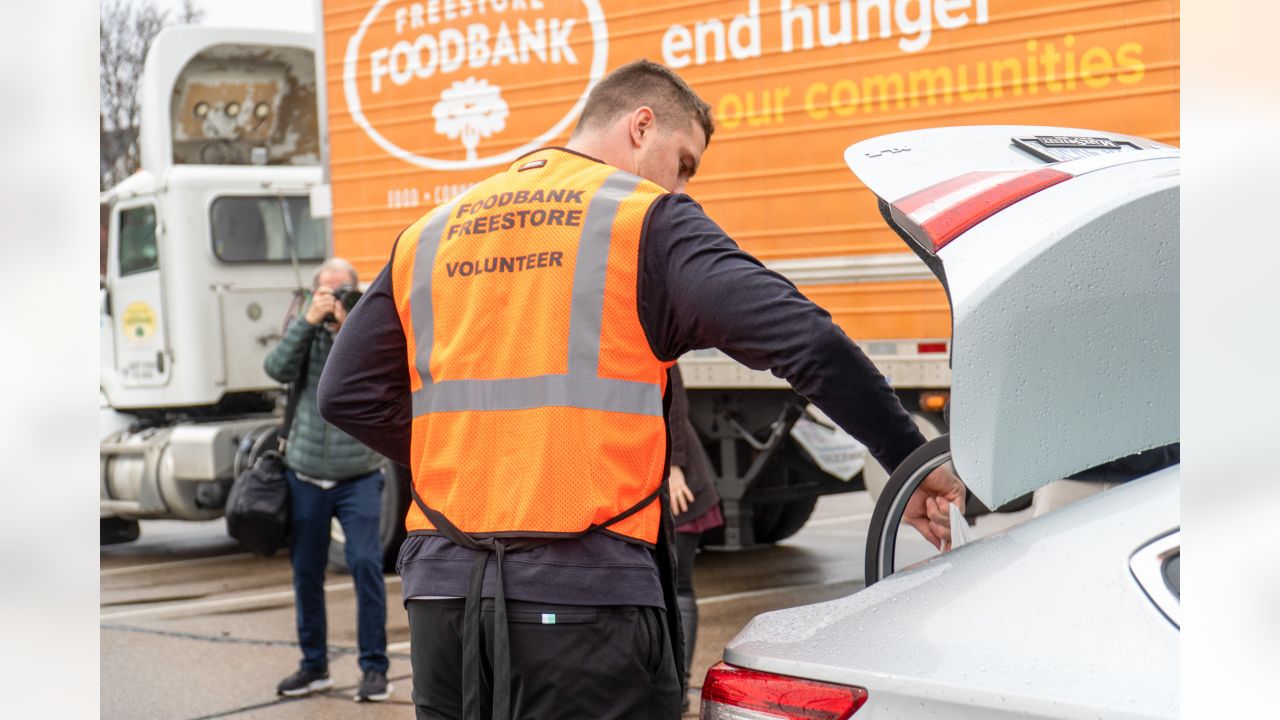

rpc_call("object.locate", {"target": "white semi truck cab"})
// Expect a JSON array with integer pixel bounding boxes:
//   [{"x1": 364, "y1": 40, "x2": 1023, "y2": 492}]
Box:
[{"x1": 100, "y1": 28, "x2": 326, "y2": 542}]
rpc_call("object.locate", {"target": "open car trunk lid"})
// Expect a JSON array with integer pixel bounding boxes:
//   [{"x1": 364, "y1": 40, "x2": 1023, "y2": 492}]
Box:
[{"x1": 846, "y1": 126, "x2": 1179, "y2": 507}]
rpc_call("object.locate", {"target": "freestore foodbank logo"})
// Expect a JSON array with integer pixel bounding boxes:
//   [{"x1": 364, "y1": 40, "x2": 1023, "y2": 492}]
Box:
[{"x1": 344, "y1": 0, "x2": 608, "y2": 170}]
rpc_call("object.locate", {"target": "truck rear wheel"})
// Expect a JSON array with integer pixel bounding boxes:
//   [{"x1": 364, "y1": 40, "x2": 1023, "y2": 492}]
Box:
[
  {"x1": 745, "y1": 438, "x2": 826, "y2": 544},
  {"x1": 750, "y1": 496, "x2": 819, "y2": 544},
  {"x1": 327, "y1": 461, "x2": 411, "y2": 574},
  {"x1": 101, "y1": 517, "x2": 140, "y2": 545}
]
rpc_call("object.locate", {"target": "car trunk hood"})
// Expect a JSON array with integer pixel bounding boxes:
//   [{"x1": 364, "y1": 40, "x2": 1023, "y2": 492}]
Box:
[{"x1": 845, "y1": 126, "x2": 1179, "y2": 507}]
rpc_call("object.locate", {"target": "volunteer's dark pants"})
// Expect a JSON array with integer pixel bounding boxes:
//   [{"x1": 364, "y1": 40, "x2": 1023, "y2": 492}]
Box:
[
  {"x1": 407, "y1": 598, "x2": 682, "y2": 720},
  {"x1": 288, "y1": 469, "x2": 389, "y2": 675}
]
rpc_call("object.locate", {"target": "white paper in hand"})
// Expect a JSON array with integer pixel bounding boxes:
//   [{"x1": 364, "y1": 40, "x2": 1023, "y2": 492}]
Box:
[{"x1": 948, "y1": 502, "x2": 974, "y2": 549}]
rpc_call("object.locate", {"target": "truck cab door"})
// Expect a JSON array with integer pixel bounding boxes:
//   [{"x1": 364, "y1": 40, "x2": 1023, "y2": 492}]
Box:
[
  {"x1": 100, "y1": 202, "x2": 114, "y2": 388},
  {"x1": 108, "y1": 200, "x2": 172, "y2": 388}
]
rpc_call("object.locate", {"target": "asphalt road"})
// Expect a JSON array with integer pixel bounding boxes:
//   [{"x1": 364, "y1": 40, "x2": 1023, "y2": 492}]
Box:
[{"x1": 101, "y1": 492, "x2": 1025, "y2": 719}]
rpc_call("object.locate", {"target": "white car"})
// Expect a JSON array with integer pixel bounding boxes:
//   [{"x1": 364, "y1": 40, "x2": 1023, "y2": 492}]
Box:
[{"x1": 703, "y1": 126, "x2": 1179, "y2": 720}]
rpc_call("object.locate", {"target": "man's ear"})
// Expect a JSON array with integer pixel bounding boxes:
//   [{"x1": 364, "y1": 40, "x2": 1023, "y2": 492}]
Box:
[{"x1": 629, "y1": 106, "x2": 655, "y2": 147}]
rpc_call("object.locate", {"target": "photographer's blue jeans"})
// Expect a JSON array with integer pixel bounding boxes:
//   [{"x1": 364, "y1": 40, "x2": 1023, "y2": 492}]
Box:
[{"x1": 287, "y1": 469, "x2": 389, "y2": 675}]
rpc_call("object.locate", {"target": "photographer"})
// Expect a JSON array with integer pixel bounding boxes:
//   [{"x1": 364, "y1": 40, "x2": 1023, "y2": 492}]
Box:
[{"x1": 263, "y1": 258, "x2": 390, "y2": 702}]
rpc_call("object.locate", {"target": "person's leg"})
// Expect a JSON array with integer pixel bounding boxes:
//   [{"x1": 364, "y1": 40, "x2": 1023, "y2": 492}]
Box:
[
  {"x1": 495, "y1": 600, "x2": 682, "y2": 720},
  {"x1": 674, "y1": 531, "x2": 700, "y2": 712},
  {"x1": 333, "y1": 470, "x2": 389, "y2": 675},
  {"x1": 288, "y1": 471, "x2": 335, "y2": 674},
  {"x1": 407, "y1": 599, "x2": 468, "y2": 720}
]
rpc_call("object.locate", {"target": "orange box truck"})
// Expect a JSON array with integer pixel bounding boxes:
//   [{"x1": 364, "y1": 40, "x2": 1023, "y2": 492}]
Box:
[{"x1": 316, "y1": 0, "x2": 1178, "y2": 547}]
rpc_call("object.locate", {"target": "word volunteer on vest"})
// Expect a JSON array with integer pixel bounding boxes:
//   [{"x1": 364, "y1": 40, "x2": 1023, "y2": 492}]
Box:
[{"x1": 445, "y1": 250, "x2": 563, "y2": 278}]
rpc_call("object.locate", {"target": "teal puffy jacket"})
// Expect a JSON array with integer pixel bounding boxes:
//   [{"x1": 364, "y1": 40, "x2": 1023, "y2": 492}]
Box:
[{"x1": 263, "y1": 313, "x2": 384, "y2": 480}]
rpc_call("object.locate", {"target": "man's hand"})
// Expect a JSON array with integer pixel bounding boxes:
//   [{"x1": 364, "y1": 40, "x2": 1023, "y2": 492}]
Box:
[
  {"x1": 669, "y1": 466, "x2": 694, "y2": 516},
  {"x1": 304, "y1": 287, "x2": 337, "y2": 326},
  {"x1": 903, "y1": 464, "x2": 966, "y2": 551}
]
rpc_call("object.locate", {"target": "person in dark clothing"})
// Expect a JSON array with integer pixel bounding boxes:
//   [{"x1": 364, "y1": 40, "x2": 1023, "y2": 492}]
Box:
[
  {"x1": 1033, "y1": 443, "x2": 1181, "y2": 516},
  {"x1": 666, "y1": 365, "x2": 721, "y2": 714},
  {"x1": 317, "y1": 60, "x2": 965, "y2": 720},
  {"x1": 264, "y1": 258, "x2": 391, "y2": 702},
  {"x1": 1070, "y1": 443, "x2": 1180, "y2": 484}
]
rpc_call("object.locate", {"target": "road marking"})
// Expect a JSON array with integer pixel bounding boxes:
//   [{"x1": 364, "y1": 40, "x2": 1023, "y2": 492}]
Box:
[
  {"x1": 798, "y1": 526, "x2": 870, "y2": 537},
  {"x1": 801, "y1": 512, "x2": 872, "y2": 528},
  {"x1": 102, "y1": 588, "x2": 307, "y2": 620},
  {"x1": 100, "y1": 510, "x2": 872, "y2": 620},
  {"x1": 103, "y1": 622, "x2": 416, "y2": 661},
  {"x1": 100, "y1": 576, "x2": 403, "y2": 620},
  {"x1": 382, "y1": 576, "x2": 866, "y2": 639},
  {"x1": 387, "y1": 640, "x2": 412, "y2": 652},
  {"x1": 101, "y1": 553, "x2": 255, "y2": 577},
  {"x1": 182, "y1": 673, "x2": 417, "y2": 720},
  {"x1": 697, "y1": 576, "x2": 862, "y2": 606}
]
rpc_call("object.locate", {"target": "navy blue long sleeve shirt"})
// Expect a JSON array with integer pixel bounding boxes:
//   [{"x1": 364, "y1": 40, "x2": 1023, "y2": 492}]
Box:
[{"x1": 319, "y1": 187, "x2": 925, "y2": 606}]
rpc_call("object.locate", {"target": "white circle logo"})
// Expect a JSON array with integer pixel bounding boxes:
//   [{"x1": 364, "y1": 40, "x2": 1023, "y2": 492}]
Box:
[{"x1": 343, "y1": 0, "x2": 609, "y2": 171}]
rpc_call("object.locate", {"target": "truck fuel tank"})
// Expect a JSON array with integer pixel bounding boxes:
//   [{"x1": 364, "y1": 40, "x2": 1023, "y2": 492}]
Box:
[{"x1": 101, "y1": 417, "x2": 278, "y2": 521}]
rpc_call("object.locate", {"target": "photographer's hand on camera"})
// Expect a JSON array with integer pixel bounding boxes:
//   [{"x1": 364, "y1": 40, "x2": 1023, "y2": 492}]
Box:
[{"x1": 304, "y1": 287, "x2": 338, "y2": 327}]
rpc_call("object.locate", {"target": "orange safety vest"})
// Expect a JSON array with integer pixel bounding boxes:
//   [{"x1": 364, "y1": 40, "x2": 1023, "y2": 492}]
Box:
[{"x1": 390, "y1": 147, "x2": 674, "y2": 547}]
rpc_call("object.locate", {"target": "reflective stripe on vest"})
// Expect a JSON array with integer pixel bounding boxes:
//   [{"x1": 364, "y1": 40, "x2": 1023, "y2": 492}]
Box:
[{"x1": 407, "y1": 170, "x2": 660, "y2": 417}]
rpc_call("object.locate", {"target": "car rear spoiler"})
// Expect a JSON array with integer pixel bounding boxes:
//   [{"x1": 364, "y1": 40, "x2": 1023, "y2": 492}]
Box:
[{"x1": 848, "y1": 126, "x2": 1175, "y2": 296}]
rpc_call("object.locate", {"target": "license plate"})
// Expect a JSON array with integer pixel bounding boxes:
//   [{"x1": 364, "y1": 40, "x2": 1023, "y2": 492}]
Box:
[{"x1": 1013, "y1": 135, "x2": 1142, "y2": 163}]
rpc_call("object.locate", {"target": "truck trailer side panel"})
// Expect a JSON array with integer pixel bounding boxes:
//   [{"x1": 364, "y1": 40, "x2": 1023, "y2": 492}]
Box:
[
  {"x1": 320, "y1": 0, "x2": 1179, "y2": 347},
  {"x1": 316, "y1": 0, "x2": 1179, "y2": 547}
]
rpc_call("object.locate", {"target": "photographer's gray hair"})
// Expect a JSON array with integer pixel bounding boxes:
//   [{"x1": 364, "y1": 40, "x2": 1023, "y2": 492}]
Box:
[{"x1": 312, "y1": 257, "x2": 359, "y2": 288}]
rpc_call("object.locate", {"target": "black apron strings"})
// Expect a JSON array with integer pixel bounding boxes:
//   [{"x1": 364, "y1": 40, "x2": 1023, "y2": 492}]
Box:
[
  {"x1": 462, "y1": 550, "x2": 485, "y2": 720},
  {"x1": 408, "y1": 483, "x2": 662, "y2": 720},
  {"x1": 491, "y1": 541, "x2": 512, "y2": 720}
]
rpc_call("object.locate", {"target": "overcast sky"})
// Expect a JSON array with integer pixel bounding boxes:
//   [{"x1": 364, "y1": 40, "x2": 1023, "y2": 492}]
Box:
[{"x1": 154, "y1": 0, "x2": 314, "y2": 32}]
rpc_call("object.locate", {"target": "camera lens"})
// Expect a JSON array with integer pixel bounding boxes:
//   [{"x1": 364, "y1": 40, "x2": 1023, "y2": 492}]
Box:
[{"x1": 340, "y1": 289, "x2": 363, "y2": 312}]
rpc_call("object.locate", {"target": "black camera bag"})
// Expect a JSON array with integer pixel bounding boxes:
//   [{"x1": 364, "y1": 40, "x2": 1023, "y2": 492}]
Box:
[
  {"x1": 225, "y1": 333, "x2": 313, "y2": 557},
  {"x1": 225, "y1": 449, "x2": 291, "y2": 557}
]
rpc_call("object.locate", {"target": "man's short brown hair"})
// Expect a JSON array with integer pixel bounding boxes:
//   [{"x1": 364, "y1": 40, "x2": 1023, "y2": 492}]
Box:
[{"x1": 572, "y1": 60, "x2": 715, "y2": 148}]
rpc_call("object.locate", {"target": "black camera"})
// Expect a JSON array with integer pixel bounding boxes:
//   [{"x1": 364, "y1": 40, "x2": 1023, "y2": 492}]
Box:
[{"x1": 322, "y1": 284, "x2": 363, "y2": 323}]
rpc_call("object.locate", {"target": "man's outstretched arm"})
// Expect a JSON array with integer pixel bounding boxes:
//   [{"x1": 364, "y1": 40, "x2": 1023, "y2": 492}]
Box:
[
  {"x1": 640, "y1": 194, "x2": 927, "y2": 474},
  {"x1": 641, "y1": 194, "x2": 965, "y2": 547}
]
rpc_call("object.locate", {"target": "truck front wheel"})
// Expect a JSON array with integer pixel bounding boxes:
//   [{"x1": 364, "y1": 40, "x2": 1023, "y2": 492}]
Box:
[{"x1": 327, "y1": 462, "x2": 411, "y2": 574}]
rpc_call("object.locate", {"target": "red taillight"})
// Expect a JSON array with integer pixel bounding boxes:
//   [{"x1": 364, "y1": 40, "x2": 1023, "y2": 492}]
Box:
[
  {"x1": 916, "y1": 342, "x2": 947, "y2": 354},
  {"x1": 700, "y1": 662, "x2": 868, "y2": 719},
  {"x1": 893, "y1": 167, "x2": 1072, "y2": 252}
]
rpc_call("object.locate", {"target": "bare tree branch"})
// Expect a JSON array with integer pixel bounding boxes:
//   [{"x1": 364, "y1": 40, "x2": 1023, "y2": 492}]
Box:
[
  {"x1": 180, "y1": 0, "x2": 205, "y2": 24},
  {"x1": 100, "y1": 0, "x2": 205, "y2": 190}
]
